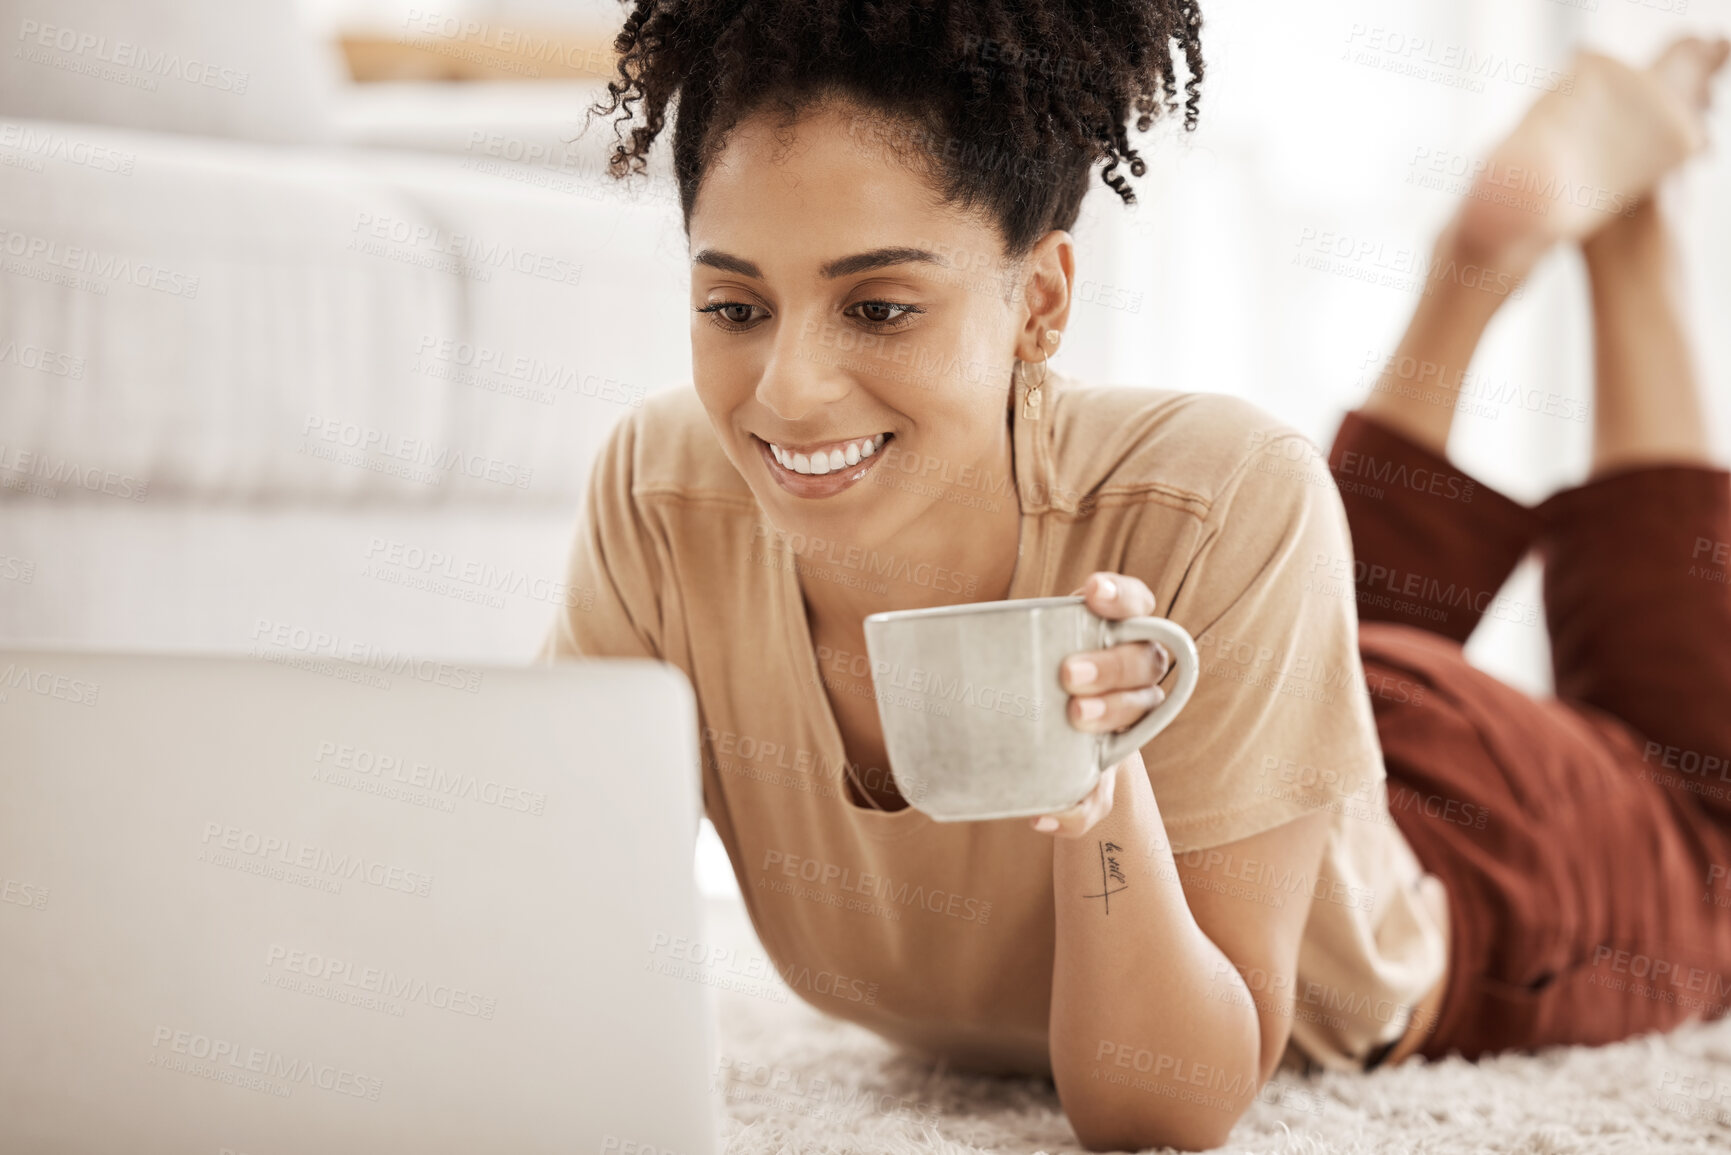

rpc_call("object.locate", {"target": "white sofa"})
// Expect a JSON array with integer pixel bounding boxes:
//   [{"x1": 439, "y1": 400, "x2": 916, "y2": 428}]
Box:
[{"x1": 0, "y1": 94, "x2": 692, "y2": 663}]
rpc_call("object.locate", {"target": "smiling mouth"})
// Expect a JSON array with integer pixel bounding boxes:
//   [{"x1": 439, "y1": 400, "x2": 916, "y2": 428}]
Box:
[{"x1": 762, "y1": 432, "x2": 894, "y2": 476}]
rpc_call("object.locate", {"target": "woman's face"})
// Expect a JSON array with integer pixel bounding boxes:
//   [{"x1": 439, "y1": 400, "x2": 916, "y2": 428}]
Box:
[{"x1": 686, "y1": 97, "x2": 1071, "y2": 553}]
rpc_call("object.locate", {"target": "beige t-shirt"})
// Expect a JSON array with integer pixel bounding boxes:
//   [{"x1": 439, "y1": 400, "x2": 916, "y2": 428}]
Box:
[{"x1": 540, "y1": 366, "x2": 1450, "y2": 1073}]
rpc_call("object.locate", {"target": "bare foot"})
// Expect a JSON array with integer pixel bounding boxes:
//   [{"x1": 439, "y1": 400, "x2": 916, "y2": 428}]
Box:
[
  {"x1": 1453, "y1": 35, "x2": 1728, "y2": 274},
  {"x1": 1651, "y1": 35, "x2": 1731, "y2": 122}
]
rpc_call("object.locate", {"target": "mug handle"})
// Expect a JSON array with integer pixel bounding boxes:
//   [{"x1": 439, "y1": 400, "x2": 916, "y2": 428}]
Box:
[{"x1": 1096, "y1": 616, "x2": 1201, "y2": 771}]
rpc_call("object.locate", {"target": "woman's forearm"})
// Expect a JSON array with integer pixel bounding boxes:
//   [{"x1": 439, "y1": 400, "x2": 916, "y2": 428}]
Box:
[{"x1": 1048, "y1": 762, "x2": 1263, "y2": 1152}]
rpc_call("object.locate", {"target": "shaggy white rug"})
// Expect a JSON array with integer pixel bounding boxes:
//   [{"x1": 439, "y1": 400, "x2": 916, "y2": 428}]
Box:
[{"x1": 699, "y1": 897, "x2": 1731, "y2": 1154}]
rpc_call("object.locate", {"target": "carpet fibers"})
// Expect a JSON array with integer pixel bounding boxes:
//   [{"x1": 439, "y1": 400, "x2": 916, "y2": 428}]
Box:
[{"x1": 701, "y1": 897, "x2": 1731, "y2": 1154}]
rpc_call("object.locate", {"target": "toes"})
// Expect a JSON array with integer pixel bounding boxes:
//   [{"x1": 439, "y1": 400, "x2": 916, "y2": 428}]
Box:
[{"x1": 1653, "y1": 36, "x2": 1731, "y2": 114}]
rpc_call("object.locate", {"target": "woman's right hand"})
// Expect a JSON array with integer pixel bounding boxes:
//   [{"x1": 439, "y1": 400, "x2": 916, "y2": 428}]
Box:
[{"x1": 1028, "y1": 571, "x2": 1170, "y2": 837}]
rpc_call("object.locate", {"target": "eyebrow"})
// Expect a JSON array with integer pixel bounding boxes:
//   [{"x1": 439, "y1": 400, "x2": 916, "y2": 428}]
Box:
[{"x1": 691, "y1": 245, "x2": 950, "y2": 280}]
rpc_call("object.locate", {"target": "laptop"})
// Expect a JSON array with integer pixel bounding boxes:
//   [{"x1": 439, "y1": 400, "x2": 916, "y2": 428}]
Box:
[{"x1": 0, "y1": 648, "x2": 720, "y2": 1155}]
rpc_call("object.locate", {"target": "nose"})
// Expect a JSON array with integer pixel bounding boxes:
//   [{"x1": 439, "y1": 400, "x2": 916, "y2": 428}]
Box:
[{"x1": 754, "y1": 314, "x2": 851, "y2": 425}]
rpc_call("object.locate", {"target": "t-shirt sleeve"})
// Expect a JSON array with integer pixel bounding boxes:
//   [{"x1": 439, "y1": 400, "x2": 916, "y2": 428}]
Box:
[
  {"x1": 1132, "y1": 431, "x2": 1383, "y2": 852},
  {"x1": 536, "y1": 409, "x2": 665, "y2": 665}
]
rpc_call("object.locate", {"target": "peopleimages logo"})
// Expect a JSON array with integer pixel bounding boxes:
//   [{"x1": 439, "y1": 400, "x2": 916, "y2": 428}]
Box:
[
  {"x1": 199, "y1": 821, "x2": 435, "y2": 897},
  {"x1": 300, "y1": 416, "x2": 534, "y2": 490},
  {"x1": 1306, "y1": 552, "x2": 1540, "y2": 628},
  {"x1": 759, "y1": 849, "x2": 993, "y2": 924},
  {"x1": 265, "y1": 944, "x2": 497, "y2": 1019},
  {"x1": 313, "y1": 740, "x2": 548, "y2": 816},
  {"x1": 1, "y1": 875, "x2": 49, "y2": 910},
  {"x1": 148, "y1": 1026, "x2": 381, "y2": 1100},
  {"x1": 0, "y1": 443, "x2": 149, "y2": 501},
  {"x1": 0, "y1": 661, "x2": 100, "y2": 706},
  {"x1": 362, "y1": 536, "x2": 593, "y2": 612},
  {"x1": 749, "y1": 524, "x2": 980, "y2": 597},
  {"x1": 0, "y1": 227, "x2": 200, "y2": 298},
  {"x1": 413, "y1": 335, "x2": 645, "y2": 408},
  {"x1": 0, "y1": 122, "x2": 134, "y2": 174},
  {"x1": 15, "y1": 20, "x2": 251, "y2": 93},
  {"x1": 348, "y1": 212, "x2": 583, "y2": 287},
  {"x1": 647, "y1": 932, "x2": 880, "y2": 1007},
  {"x1": 0, "y1": 337, "x2": 86, "y2": 378},
  {"x1": 249, "y1": 618, "x2": 485, "y2": 694}
]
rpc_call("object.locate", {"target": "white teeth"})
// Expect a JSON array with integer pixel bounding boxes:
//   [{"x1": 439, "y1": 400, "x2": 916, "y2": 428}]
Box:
[{"x1": 767, "y1": 434, "x2": 891, "y2": 476}]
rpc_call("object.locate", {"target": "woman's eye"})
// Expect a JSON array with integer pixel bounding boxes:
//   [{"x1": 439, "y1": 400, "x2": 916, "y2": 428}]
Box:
[
  {"x1": 696, "y1": 301, "x2": 763, "y2": 329},
  {"x1": 848, "y1": 300, "x2": 923, "y2": 329},
  {"x1": 696, "y1": 298, "x2": 923, "y2": 332}
]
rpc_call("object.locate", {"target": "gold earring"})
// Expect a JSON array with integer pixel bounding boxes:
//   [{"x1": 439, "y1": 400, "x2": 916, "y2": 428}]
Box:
[{"x1": 1022, "y1": 329, "x2": 1059, "y2": 420}]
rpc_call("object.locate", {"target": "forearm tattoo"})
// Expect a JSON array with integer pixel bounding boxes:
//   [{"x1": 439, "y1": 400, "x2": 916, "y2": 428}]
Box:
[{"x1": 1084, "y1": 840, "x2": 1129, "y2": 913}]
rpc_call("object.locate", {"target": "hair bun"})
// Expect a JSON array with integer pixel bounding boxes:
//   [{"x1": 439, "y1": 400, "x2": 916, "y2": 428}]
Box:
[{"x1": 584, "y1": 0, "x2": 1205, "y2": 255}]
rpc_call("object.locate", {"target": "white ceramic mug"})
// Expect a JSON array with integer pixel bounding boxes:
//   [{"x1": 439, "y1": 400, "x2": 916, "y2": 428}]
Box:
[{"x1": 861, "y1": 594, "x2": 1200, "y2": 821}]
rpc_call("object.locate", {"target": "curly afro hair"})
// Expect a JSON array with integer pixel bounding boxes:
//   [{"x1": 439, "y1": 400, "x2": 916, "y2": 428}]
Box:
[{"x1": 583, "y1": 0, "x2": 1204, "y2": 259}]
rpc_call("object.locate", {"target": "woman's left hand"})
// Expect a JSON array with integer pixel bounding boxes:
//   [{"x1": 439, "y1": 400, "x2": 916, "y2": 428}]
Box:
[{"x1": 1029, "y1": 571, "x2": 1172, "y2": 838}]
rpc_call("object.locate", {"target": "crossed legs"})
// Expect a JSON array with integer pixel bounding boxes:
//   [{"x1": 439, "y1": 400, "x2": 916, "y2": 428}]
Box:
[
  {"x1": 1356, "y1": 36, "x2": 1726, "y2": 473},
  {"x1": 1328, "y1": 36, "x2": 1731, "y2": 1059}
]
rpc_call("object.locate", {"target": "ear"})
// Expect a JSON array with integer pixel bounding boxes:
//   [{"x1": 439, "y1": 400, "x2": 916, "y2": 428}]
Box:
[{"x1": 1017, "y1": 229, "x2": 1074, "y2": 363}]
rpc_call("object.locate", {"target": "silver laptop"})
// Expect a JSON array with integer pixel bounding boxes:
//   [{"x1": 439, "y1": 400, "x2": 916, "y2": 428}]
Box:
[{"x1": 0, "y1": 648, "x2": 720, "y2": 1155}]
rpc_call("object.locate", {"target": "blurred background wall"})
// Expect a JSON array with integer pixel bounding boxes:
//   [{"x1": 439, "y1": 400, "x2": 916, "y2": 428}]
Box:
[{"x1": 2, "y1": 0, "x2": 1727, "y2": 895}]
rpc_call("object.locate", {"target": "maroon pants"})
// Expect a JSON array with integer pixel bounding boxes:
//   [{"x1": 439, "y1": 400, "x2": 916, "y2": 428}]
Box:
[{"x1": 1329, "y1": 410, "x2": 1731, "y2": 1060}]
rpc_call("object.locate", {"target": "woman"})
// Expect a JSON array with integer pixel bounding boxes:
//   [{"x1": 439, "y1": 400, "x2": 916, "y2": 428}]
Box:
[{"x1": 540, "y1": 2, "x2": 1731, "y2": 1149}]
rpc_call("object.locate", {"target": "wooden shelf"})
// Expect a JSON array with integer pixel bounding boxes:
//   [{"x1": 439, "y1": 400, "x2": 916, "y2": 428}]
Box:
[{"x1": 340, "y1": 26, "x2": 619, "y2": 83}]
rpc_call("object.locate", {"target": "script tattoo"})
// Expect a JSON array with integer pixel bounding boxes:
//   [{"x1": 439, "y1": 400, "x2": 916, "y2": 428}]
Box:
[{"x1": 1083, "y1": 840, "x2": 1128, "y2": 914}]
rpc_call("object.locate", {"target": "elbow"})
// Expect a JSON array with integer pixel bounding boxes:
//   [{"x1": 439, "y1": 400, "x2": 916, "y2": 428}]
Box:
[{"x1": 1068, "y1": 1101, "x2": 1238, "y2": 1153}]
